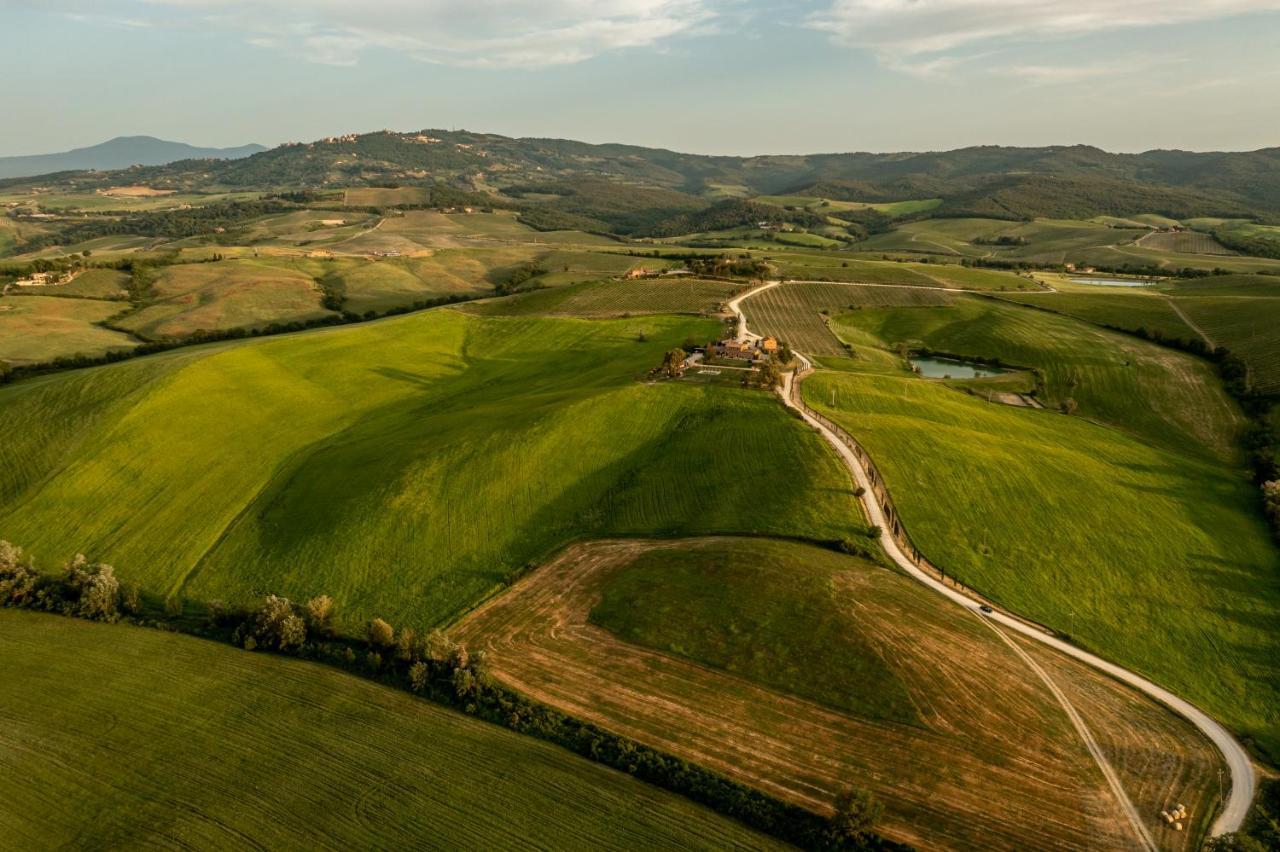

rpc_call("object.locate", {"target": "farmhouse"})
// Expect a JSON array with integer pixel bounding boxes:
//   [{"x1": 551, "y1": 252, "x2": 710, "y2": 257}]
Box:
[
  {"x1": 760, "y1": 337, "x2": 779, "y2": 354},
  {"x1": 716, "y1": 339, "x2": 758, "y2": 360},
  {"x1": 625, "y1": 267, "x2": 656, "y2": 279}
]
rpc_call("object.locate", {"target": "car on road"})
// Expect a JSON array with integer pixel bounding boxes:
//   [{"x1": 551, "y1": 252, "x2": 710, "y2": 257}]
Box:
[{"x1": 979, "y1": 604, "x2": 993, "y2": 614}]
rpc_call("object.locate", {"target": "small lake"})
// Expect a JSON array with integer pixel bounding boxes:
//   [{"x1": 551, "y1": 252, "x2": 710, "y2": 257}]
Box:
[
  {"x1": 911, "y1": 356, "x2": 1009, "y2": 379},
  {"x1": 1069, "y1": 276, "x2": 1156, "y2": 288}
]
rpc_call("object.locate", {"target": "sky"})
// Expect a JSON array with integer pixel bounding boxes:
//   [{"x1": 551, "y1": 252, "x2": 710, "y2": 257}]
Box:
[{"x1": 2, "y1": 0, "x2": 1279, "y2": 157}]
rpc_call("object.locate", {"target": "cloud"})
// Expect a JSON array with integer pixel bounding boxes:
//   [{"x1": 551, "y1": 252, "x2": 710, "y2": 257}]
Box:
[
  {"x1": 119, "y1": 0, "x2": 718, "y2": 68},
  {"x1": 808, "y1": 0, "x2": 1280, "y2": 74}
]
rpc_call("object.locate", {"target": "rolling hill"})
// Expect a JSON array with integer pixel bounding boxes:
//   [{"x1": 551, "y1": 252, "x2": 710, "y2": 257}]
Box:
[{"x1": 4, "y1": 131, "x2": 1279, "y2": 222}]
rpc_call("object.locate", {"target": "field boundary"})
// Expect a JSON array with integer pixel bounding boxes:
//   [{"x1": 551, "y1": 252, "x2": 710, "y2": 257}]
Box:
[{"x1": 730, "y1": 280, "x2": 1256, "y2": 837}]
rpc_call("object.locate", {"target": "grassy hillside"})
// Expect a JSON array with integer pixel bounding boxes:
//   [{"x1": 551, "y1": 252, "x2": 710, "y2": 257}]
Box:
[
  {"x1": 465, "y1": 277, "x2": 743, "y2": 318},
  {"x1": 115, "y1": 258, "x2": 330, "y2": 339},
  {"x1": 0, "y1": 608, "x2": 779, "y2": 850},
  {"x1": 831, "y1": 297, "x2": 1243, "y2": 460},
  {"x1": 998, "y1": 285, "x2": 1197, "y2": 343},
  {"x1": 589, "y1": 539, "x2": 919, "y2": 722},
  {"x1": 458, "y1": 537, "x2": 1225, "y2": 850},
  {"x1": 857, "y1": 217, "x2": 1280, "y2": 274},
  {"x1": 0, "y1": 294, "x2": 136, "y2": 364},
  {"x1": 802, "y1": 362, "x2": 1280, "y2": 757},
  {"x1": 0, "y1": 308, "x2": 862, "y2": 630},
  {"x1": 1002, "y1": 275, "x2": 1280, "y2": 394}
]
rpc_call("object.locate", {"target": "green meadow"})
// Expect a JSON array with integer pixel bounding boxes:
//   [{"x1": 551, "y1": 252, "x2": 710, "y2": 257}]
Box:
[
  {"x1": 0, "y1": 308, "x2": 861, "y2": 630},
  {"x1": 1003, "y1": 275, "x2": 1280, "y2": 394},
  {"x1": 856, "y1": 217, "x2": 1280, "y2": 274},
  {"x1": 0, "y1": 608, "x2": 779, "y2": 850},
  {"x1": 589, "y1": 538, "x2": 918, "y2": 723},
  {"x1": 0, "y1": 294, "x2": 136, "y2": 364},
  {"x1": 833, "y1": 297, "x2": 1243, "y2": 459},
  {"x1": 806, "y1": 306, "x2": 1280, "y2": 756}
]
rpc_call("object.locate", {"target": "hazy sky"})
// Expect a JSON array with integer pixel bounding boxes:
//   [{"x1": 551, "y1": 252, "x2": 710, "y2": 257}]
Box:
[{"x1": 3, "y1": 0, "x2": 1279, "y2": 157}]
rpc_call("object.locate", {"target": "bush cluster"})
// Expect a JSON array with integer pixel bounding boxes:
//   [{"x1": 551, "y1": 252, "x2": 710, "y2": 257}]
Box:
[{"x1": 0, "y1": 543, "x2": 133, "y2": 622}]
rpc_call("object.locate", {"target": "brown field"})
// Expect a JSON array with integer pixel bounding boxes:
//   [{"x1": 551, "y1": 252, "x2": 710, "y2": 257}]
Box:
[
  {"x1": 744, "y1": 282, "x2": 952, "y2": 355},
  {"x1": 342, "y1": 186, "x2": 435, "y2": 207},
  {"x1": 114, "y1": 259, "x2": 329, "y2": 339},
  {"x1": 101, "y1": 186, "x2": 177, "y2": 198},
  {"x1": 0, "y1": 294, "x2": 135, "y2": 363},
  {"x1": 452, "y1": 537, "x2": 1223, "y2": 852},
  {"x1": 1015, "y1": 635, "x2": 1225, "y2": 849},
  {"x1": 329, "y1": 210, "x2": 616, "y2": 255},
  {"x1": 465, "y1": 277, "x2": 744, "y2": 318}
]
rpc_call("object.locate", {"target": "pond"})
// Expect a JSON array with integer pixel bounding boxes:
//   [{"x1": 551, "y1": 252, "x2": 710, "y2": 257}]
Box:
[
  {"x1": 910, "y1": 355, "x2": 1009, "y2": 379},
  {"x1": 1068, "y1": 276, "x2": 1156, "y2": 287}
]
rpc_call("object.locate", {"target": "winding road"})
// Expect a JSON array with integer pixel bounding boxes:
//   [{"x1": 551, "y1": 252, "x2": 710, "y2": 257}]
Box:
[{"x1": 728, "y1": 280, "x2": 1255, "y2": 839}]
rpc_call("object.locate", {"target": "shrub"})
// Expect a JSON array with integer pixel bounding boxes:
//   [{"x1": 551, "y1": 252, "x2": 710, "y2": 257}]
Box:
[
  {"x1": 396, "y1": 627, "x2": 418, "y2": 662},
  {"x1": 305, "y1": 595, "x2": 334, "y2": 633},
  {"x1": 241, "y1": 595, "x2": 308, "y2": 651},
  {"x1": 61, "y1": 555, "x2": 121, "y2": 621},
  {"x1": 368, "y1": 617, "x2": 395, "y2": 647},
  {"x1": 408, "y1": 660, "x2": 430, "y2": 692},
  {"x1": 0, "y1": 541, "x2": 38, "y2": 607},
  {"x1": 828, "y1": 788, "x2": 883, "y2": 847}
]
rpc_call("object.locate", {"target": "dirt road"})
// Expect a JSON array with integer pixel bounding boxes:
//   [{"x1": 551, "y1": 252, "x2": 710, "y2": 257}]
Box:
[{"x1": 731, "y1": 280, "x2": 1255, "y2": 839}]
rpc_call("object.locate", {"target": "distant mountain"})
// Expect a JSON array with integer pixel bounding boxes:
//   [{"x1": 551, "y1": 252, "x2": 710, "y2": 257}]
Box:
[
  {"x1": 0, "y1": 136, "x2": 266, "y2": 180},
  {"x1": 3, "y1": 129, "x2": 1277, "y2": 221}
]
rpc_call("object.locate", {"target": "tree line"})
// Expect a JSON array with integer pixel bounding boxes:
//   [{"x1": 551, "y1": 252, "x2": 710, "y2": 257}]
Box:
[{"x1": 0, "y1": 540, "x2": 897, "y2": 852}]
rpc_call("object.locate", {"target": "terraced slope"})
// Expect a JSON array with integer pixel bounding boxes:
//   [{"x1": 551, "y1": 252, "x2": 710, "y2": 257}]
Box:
[{"x1": 0, "y1": 608, "x2": 780, "y2": 850}]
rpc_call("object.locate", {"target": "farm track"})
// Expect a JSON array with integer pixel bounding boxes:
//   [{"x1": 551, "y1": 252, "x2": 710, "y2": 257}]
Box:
[
  {"x1": 730, "y1": 280, "x2": 1255, "y2": 839},
  {"x1": 453, "y1": 538, "x2": 1149, "y2": 851},
  {"x1": 1162, "y1": 296, "x2": 1217, "y2": 350}
]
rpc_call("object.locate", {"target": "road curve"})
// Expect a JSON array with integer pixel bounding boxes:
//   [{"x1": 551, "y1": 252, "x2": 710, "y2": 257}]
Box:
[{"x1": 729, "y1": 280, "x2": 1255, "y2": 837}]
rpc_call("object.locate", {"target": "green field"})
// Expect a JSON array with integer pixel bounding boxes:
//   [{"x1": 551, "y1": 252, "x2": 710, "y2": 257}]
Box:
[
  {"x1": 1003, "y1": 275, "x2": 1280, "y2": 394},
  {"x1": 832, "y1": 297, "x2": 1243, "y2": 459},
  {"x1": 856, "y1": 217, "x2": 1280, "y2": 274},
  {"x1": 0, "y1": 294, "x2": 135, "y2": 364},
  {"x1": 0, "y1": 309, "x2": 862, "y2": 631},
  {"x1": 465, "y1": 277, "x2": 742, "y2": 318},
  {"x1": 999, "y1": 287, "x2": 1196, "y2": 342},
  {"x1": 769, "y1": 251, "x2": 1034, "y2": 290},
  {"x1": 589, "y1": 538, "x2": 918, "y2": 722},
  {"x1": 1178, "y1": 295, "x2": 1280, "y2": 393},
  {"x1": 1137, "y1": 230, "x2": 1235, "y2": 255},
  {"x1": 754, "y1": 195, "x2": 942, "y2": 218},
  {"x1": 743, "y1": 282, "x2": 954, "y2": 356},
  {"x1": 802, "y1": 314, "x2": 1280, "y2": 756},
  {"x1": 0, "y1": 608, "x2": 778, "y2": 849},
  {"x1": 114, "y1": 258, "x2": 331, "y2": 339},
  {"x1": 52, "y1": 268, "x2": 131, "y2": 299},
  {"x1": 0, "y1": 189, "x2": 263, "y2": 214}
]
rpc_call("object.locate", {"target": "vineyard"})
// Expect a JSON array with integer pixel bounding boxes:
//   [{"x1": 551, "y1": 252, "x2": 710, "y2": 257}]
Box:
[
  {"x1": 744, "y1": 281, "x2": 952, "y2": 355},
  {"x1": 468, "y1": 277, "x2": 745, "y2": 318},
  {"x1": 1138, "y1": 231, "x2": 1236, "y2": 255},
  {"x1": 1177, "y1": 294, "x2": 1280, "y2": 393}
]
